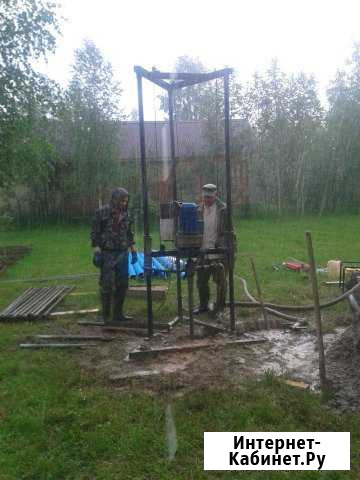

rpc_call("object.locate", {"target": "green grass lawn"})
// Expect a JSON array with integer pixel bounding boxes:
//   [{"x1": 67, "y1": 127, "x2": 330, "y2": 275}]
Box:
[{"x1": 0, "y1": 215, "x2": 360, "y2": 479}]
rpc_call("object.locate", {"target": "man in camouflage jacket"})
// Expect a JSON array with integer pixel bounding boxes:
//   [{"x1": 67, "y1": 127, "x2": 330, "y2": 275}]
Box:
[{"x1": 91, "y1": 187, "x2": 137, "y2": 324}]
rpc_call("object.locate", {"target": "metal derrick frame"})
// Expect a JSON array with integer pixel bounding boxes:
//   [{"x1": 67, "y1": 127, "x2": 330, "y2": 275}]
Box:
[{"x1": 134, "y1": 65, "x2": 236, "y2": 337}]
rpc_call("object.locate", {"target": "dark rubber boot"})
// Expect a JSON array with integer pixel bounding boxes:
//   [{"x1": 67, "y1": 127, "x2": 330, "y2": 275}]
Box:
[
  {"x1": 101, "y1": 293, "x2": 112, "y2": 324},
  {"x1": 193, "y1": 305, "x2": 208, "y2": 315},
  {"x1": 113, "y1": 286, "x2": 133, "y2": 322},
  {"x1": 211, "y1": 263, "x2": 226, "y2": 316}
]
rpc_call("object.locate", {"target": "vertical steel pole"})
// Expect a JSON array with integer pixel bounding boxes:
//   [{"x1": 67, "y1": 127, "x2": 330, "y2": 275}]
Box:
[
  {"x1": 187, "y1": 259, "x2": 194, "y2": 337},
  {"x1": 136, "y1": 72, "x2": 153, "y2": 337},
  {"x1": 224, "y1": 73, "x2": 236, "y2": 332},
  {"x1": 168, "y1": 88, "x2": 183, "y2": 321}
]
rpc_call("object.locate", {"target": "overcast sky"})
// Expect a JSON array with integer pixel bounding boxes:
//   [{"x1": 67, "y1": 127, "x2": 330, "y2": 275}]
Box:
[{"x1": 37, "y1": 0, "x2": 360, "y2": 118}]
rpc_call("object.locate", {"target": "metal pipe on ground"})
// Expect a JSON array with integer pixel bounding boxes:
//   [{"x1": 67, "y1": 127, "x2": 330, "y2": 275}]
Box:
[
  {"x1": 31, "y1": 286, "x2": 71, "y2": 317},
  {"x1": 2, "y1": 286, "x2": 74, "y2": 320},
  {"x1": 250, "y1": 258, "x2": 268, "y2": 329},
  {"x1": 22, "y1": 286, "x2": 64, "y2": 317},
  {"x1": 232, "y1": 277, "x2": 360, "y2": 312},
  {"x1": 235, "y1": 276, "x2": 305, "y2": 322},
  {"x1": 8, "y1": 287, "x2": 53, "y2": 317},
  {"x1": 29, "y1": 286, "x2": 64, "y2": 317},
  {"x1": 42, "y1": 286, "x2": 74, "y2": 315},
  {"x1": 0, "y1": 288, "x2": 36, "y2": 316}
]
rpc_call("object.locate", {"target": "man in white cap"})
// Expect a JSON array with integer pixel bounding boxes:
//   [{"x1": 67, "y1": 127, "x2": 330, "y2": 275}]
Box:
[{"x1": 194, "y1": 183, "x2": 228, "y2": 315}]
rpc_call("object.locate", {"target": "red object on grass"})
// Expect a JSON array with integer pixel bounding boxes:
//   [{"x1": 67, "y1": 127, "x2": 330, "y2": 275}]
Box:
[{"x1": 283, "y1": 260, "x2": 309, "y2": 272}]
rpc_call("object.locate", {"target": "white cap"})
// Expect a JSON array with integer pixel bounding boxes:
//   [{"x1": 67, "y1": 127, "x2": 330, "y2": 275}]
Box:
[{"x1": 202, "y1": 183, "x2": 217, "y2": 196}]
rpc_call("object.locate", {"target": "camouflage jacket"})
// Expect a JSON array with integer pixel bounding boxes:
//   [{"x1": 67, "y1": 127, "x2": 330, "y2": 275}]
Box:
[{"x1": 91, "y1": 205, "x2": 135, "y2": 251}]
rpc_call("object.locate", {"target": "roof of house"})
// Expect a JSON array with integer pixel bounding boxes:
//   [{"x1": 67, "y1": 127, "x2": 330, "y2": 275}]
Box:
[{"x1": 118, "y1": 119, "x2": 247, "y2": 159}]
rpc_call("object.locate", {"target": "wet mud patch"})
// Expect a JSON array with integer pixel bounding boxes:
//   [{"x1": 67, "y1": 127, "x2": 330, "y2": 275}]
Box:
[
  {"x1": 0, "y1": 246, "x2": 31, "y2": 273},
  {"x1": 256, "y1": 327, "x2": 345, "y2": 389},
  {"x1": 326, "y1": 326, "x2": 360, "y2": 412},
  {"x1": 44, "y1": 312, "x2": 359, "y2": 410}
]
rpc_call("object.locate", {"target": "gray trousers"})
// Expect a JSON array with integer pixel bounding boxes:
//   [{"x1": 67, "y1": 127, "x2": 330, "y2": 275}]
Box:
[{"x1": 196, "y1": 259, "x2": 227, "y2": 311}]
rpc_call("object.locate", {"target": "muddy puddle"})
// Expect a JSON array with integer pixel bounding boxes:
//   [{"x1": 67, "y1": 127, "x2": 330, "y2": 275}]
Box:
[
  {"x1": 252, "y1": 327, "x2": 346, "y2": 390},
  {"x1": 71, "y1": 313, "x2": 359, "y2": 410}
]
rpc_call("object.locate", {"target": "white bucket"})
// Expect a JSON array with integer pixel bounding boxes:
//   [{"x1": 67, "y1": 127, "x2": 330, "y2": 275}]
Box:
[{"x1": 327, "y1": 260, "x2": 341, "y2": 280}]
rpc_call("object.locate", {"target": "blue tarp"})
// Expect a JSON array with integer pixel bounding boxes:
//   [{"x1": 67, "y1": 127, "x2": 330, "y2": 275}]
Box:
[{"x1": 127, "y1": 252, "x2": 186, "y2": 279}]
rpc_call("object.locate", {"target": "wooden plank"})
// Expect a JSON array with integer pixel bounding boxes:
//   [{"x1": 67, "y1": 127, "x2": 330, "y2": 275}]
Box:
[
  {"x1": 77, "y1": 320, "x2": 104, "y2": 326},
  {"x1": 77, "y1": 319, "x2": 171, "y2": 331},
  {"x1": 110, "y1": 320, "x2": 171, "y2": 331},
  {"x1": 102, "y1": 325, "x2": 149, "y2": 335},
  {"x1": 51, "y1": 308, "x2": 99, "y2": 317},
  {"x1": 34, "y1": 335, "x2": 113, "y2": 341},
  {"x1": 284, "y1": 379, "x2": 310, "y2": 390},
  {"x1": 127, "y1": 285, "x2": 167, "y2": 299},
  {"x1": 168, "y1": 316, "x2": 180, "y2": 329},
  {"x1": 280, "y1": 322, "x2": 295, "y2": 328},
  {"x1": 193, "y1": 319, "x2": 227, "y2": 333},
  {"x1": 129, "y1": 338, "x2": 267, "y2": 360},
  {"x1": 19, "y1": 343, "x2": 99, "y2": 349}
]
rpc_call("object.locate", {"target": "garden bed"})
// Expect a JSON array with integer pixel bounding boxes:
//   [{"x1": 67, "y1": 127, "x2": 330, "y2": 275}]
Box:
[{"x1": 0, "y1": 246, "x2": 31, "y2": 273}]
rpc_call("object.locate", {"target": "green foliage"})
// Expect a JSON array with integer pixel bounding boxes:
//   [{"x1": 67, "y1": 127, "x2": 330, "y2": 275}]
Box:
[
  {"x1": 61, "y1": 39, "x2": 124, "y2": 209},
  {"x1": 0, "y1": 0, "x2": 61, "y2": 119},
  {"x1": 323, "y1": 43, "x2": 360, "y2": 213},
  {"x1": 235, "y1": 60, "x2": 324, "y2": 216},
  {"x1": 0, "y1": 0, "x2": 63, "y2": 224}
]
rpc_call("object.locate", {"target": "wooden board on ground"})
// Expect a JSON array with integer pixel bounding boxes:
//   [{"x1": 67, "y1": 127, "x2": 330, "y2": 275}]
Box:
[
  {"x1": 77, "y1": 320, "x2": 104, "y2": 326},
  {"x1": 20, "y1": 343, "x2": 99, "y2": 349},
  {"x1": 283, "y1": 379, "x2": 310, "y2": 390},
  {"x1": 129, "y1": 338, "x2": 267, "y2": 360},
  {"x1": 110, "y1": 320, "x2": 171, "y2": 331},
  {"x1": 102, "y1": 325, "x2": 150, "y2": 336},
  {"x1": 34, "y1": 334, "x2": 113, "y2": 342},
  {"x1": 51, "y1": 308, "x2": 99, "y2": 316},
  {"x1": 78, "y1": 319, "x2": 175, "y2": 332},
  {"x1": 193, "y1": 318, "x2": 227, "y2": 333}
]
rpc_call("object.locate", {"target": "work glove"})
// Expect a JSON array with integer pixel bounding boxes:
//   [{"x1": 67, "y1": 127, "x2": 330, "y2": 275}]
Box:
[
  {"x1": 92, "y1": 251, "x2": 102, "y2": 268},
  {"x1": 131, "y1": 251, "x2": 138, "y2": 265}
]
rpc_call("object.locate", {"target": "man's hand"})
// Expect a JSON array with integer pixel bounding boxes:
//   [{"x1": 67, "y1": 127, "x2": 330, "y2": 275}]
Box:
[
  {"x1": 92, "y1": 249, "x2": 102, "y2": 268},
  {"x1": 131, "y1": 251, "x2": 138, "y2": 265}
]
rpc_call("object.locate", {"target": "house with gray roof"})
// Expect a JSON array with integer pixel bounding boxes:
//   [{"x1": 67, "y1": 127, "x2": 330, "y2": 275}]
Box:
[{"x1": 117, "y1": 119, "x2": 251, "y2": 206}]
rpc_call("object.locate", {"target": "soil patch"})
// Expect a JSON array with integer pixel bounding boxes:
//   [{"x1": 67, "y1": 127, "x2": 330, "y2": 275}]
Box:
[
  {"x1": 0, "y1": 246, "x2": 31, "y2": 274},
  {"x1": 33, "y1": 310, "x2": 360, "y2": 410},
  {"x1": 326, "y1": 326, "x2": 360, "y2": 412}
]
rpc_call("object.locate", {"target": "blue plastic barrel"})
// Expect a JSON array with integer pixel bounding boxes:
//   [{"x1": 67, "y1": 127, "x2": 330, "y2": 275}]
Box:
[{"x1": 179, "y1": 203, "x2": 200, "y2": 234}]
